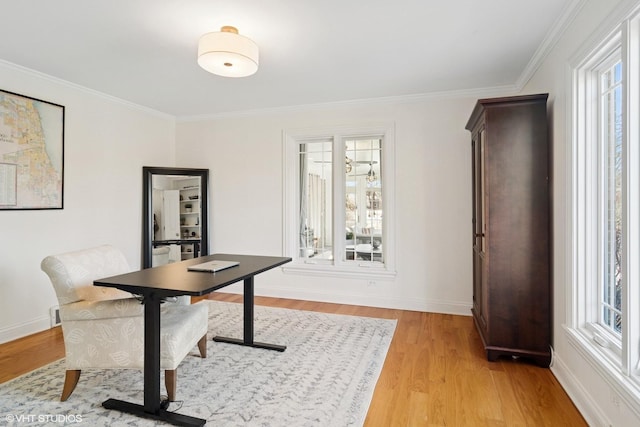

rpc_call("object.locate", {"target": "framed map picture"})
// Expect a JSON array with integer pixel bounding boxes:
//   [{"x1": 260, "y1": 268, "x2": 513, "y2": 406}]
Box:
[{"x1": 0, "y1": 89, "x2": 64, "y2": 210}]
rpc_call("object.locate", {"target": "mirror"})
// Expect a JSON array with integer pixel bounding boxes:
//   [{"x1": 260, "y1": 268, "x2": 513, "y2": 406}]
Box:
[{"x1": 142, "y1": 167, "x2": 209, "y2": 268}]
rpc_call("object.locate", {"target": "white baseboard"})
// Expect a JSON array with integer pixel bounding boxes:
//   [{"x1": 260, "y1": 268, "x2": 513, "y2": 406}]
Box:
[
  {"x1": 236, "y1": 284, "x2": 473, "y2": 316},
  {"x1": 551, "y1": 352, "x2": 610, "y2": 427},
  {"x1": 0, "y1": 315, "x2": 51, "y2": 345}
]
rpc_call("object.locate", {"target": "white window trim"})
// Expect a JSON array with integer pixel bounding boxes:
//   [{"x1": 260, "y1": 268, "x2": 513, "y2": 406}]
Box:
[
  {"x1": 565, "y1": 1, "x2": 640, "y2": 411},
  {"x1": 282, "y1": 123, "x2": 396, "y2": 279},
  {"x1": 568, "y1": 20, "x2": 622, "y2": 338},
  {"x1": 624, "y1": 4, "x2": 640, "y2": 380}
]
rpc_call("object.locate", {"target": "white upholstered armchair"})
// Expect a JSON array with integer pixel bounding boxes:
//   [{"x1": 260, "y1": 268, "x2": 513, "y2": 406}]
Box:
[{"x1": 41, "y1": 245, "x2": 208, "y2": 402}]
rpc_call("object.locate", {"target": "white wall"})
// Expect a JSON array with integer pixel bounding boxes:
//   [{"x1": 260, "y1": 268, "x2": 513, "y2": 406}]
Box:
[
  {"x1": 523, "y1": 0, "x2": 640, "y2": 425},
  {"x1": 175, "y1": 98, "x2": 478, "y2": 314},
  {"x1": 5, "y1": 3, "x2": 631, "y2": 423},
  {"x1": 0, "y1": 61, "x2": 481, "y2": 341},
  {"x1": 0, "y1": 62, "x2": 176, "y2": 343}
]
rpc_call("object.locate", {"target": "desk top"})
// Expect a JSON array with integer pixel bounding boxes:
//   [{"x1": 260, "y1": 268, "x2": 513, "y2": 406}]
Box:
[{"x1": 94, "y1": 253, "x2": 291, "y2": 297}]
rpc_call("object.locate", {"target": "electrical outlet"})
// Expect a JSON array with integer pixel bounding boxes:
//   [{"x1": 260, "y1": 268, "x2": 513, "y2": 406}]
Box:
[{"x1": 50, "y1": 306, "x2": 60, "y2": 327}]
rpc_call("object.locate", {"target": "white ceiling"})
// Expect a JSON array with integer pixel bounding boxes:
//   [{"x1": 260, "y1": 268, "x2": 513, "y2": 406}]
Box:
[{"x1": 0, "y1": 0, "x2": 578, "y2": 118}]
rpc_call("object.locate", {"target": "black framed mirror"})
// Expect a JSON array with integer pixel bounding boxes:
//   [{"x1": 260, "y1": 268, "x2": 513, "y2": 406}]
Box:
[{"x1": 142, "y1": 166, "x2": 209, "y2": 268}]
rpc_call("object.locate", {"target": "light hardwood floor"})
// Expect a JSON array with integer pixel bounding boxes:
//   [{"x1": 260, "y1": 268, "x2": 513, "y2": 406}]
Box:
[{"x1": 0, "y1": 293, "x2": 586, "y2": 426}]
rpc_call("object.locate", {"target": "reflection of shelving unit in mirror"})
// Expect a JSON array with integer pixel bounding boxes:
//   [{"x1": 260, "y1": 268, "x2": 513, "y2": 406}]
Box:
[
  {"x1": 178, "y1": 180, "x2": 201, "y2": 260},
  {"x1": 151, "y1": 175, "x2": 202, "y2": 263}
]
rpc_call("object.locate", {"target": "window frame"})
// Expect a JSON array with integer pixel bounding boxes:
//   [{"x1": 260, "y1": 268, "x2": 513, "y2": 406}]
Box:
[
  {"x1": 594, "y1": 51, "x2": 623, "y2": 356},
  {"x1": 567, "y1": 4, "x2": 640, "y2": 402},
  {"x1": 282, "y1": 123, "x2": 396, "y2": 279}
]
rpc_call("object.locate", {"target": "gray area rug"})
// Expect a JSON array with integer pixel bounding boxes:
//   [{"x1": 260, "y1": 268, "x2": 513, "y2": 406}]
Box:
[{"x1": 0, "y1": 300, "x2": 396, "y2": 426}]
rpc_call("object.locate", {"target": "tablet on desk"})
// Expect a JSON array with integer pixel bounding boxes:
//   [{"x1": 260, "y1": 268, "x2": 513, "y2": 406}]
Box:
[{"x1": 187, "y1": 260, "x2": 239, "y2": 273}]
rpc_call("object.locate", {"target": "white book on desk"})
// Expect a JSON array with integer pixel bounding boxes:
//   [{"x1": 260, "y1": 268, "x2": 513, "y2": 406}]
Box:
[{"x1": 187, "y1": 260, "x2": 239, "y2": 273}]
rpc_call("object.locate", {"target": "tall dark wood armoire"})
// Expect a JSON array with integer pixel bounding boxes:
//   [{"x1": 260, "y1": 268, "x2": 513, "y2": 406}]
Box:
[{"x1": 465, "y1": 94, "x2": 551, "y2": 367}]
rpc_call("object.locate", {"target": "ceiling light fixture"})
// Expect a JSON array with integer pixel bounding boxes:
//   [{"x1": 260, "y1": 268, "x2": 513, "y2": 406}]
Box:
[{"x1": 197, "y1": 26, "x2": 259, "y2": 78}]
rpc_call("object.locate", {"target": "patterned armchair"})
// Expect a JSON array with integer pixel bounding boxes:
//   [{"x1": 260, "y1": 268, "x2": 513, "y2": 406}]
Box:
[{"x1": 41, "y1": 245, "x2": 208, "y2": 402}]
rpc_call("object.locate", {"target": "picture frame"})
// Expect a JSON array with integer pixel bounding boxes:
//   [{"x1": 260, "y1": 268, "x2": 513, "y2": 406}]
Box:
[{"x1": 0, "y1": 89, "x2": 64, "y2": 210}]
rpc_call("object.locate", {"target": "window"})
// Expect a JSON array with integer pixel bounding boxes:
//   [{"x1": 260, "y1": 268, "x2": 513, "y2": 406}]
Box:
[
  {"x1": 599, "y1": 58, "x2": 623, "y2": 338},
  {"x1": 569, "y1": 4, "x2": 640, "y2": 396},
  {"x1": 283, "y1": 124, "x2": 395, "y2": 278}
]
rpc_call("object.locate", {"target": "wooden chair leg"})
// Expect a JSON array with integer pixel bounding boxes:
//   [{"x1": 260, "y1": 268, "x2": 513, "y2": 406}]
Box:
[
  {"x1": 165, "y1": 369, "x2": 177, "y2": 401},
  {"x1": 197, "y1": 334, "x2": 207, "y2": 358},
  {"x1": 61, "y1": 370, "x2": 81, "y2": 401}
]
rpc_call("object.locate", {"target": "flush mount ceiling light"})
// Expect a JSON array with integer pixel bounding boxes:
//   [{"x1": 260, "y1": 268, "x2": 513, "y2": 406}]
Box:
[{"x1": 197, "y1": 26, "x2": 259, "y2": 78}]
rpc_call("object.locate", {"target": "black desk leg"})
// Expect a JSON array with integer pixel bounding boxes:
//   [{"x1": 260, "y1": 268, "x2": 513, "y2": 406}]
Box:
[
  {"x1": 102, "y1": 296, "x2": 206, "y2": 427},
  {"x1": 213, "y1": 276, "x2": 286, "y2": 352},
  {"x1": 144, "y1": 296, "x2": 161, "y2": 413},
  {"x1": 244, "y1": 277, "x2": 254, "y2": 345}
]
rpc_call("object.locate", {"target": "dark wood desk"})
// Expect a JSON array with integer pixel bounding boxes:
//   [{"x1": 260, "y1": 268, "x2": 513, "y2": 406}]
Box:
[{"x1": 94, "y1": 253, "x2": 291, "y2": 427}]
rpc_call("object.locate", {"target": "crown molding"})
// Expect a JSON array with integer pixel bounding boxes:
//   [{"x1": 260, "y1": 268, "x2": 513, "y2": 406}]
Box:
[
  {"x1": 1, "y1": 55, "x2": 516, "y2": 123},
  {"x1": 516, "y1": 0, "x2": 588, "y2": 90},
  {"x1": 0, "y1": 59, "x2": 174, "y2": 121},
  {"x1": 176, "y1": 84, "x2": 519, "y2": 122}
]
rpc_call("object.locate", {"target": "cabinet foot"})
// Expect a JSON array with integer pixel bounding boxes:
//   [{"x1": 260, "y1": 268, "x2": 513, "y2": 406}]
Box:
[{"x1": 486, "y1": 349, "x2": 551, "y2": 367}]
